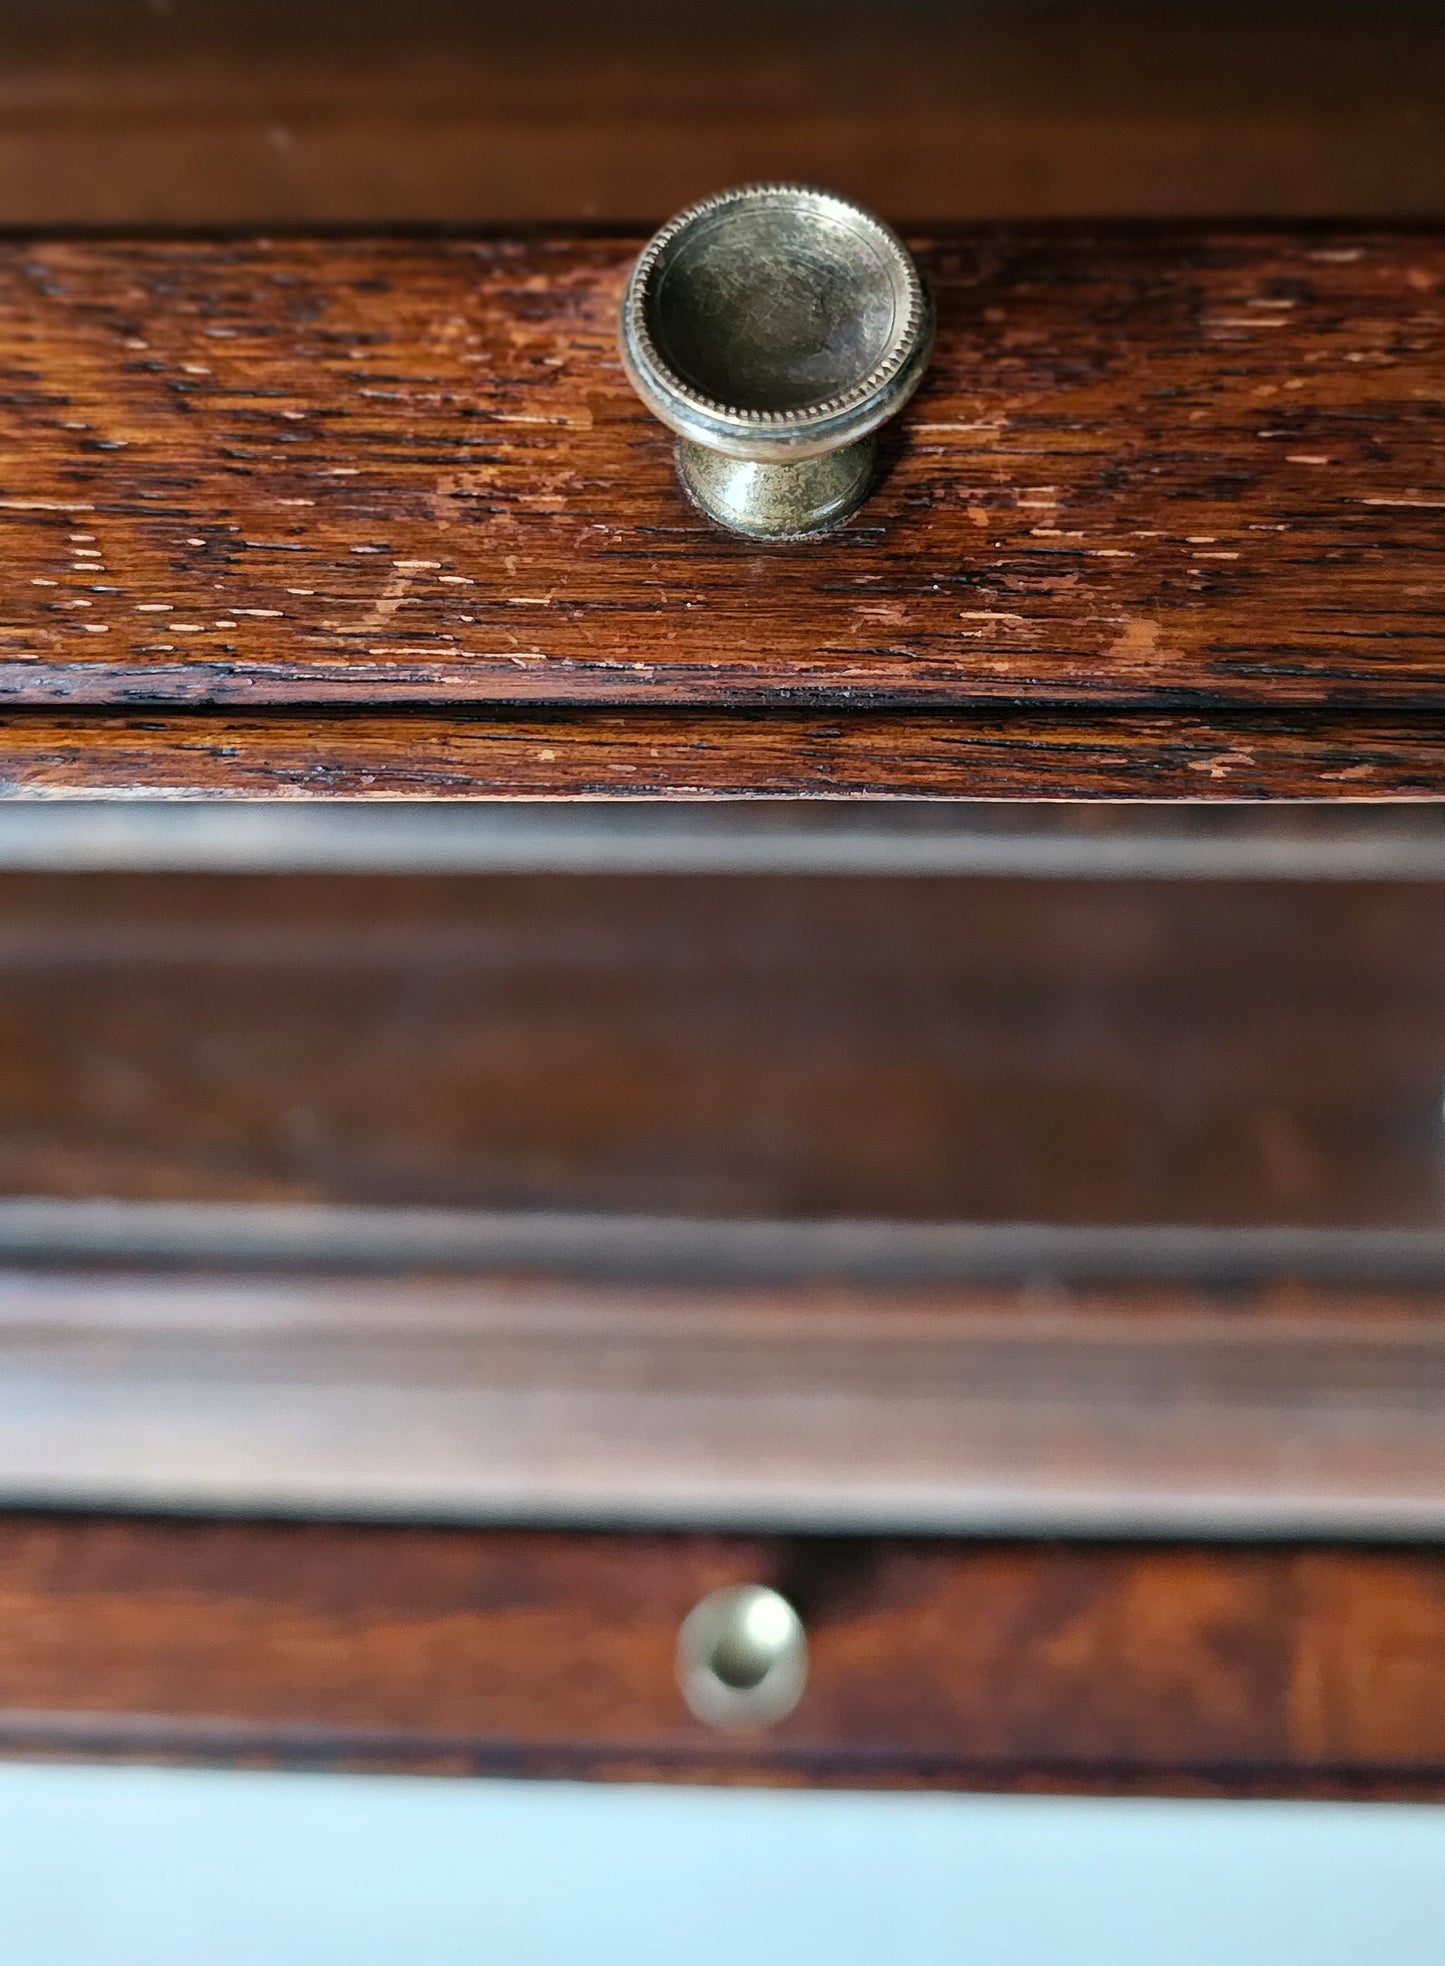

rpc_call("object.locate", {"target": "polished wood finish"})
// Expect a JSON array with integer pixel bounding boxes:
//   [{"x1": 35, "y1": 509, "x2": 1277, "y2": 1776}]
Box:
[
  {"x1": 0, "y1": 12, "x2": 1437, "y2": 1786},
  {"x1": 0, "y1": 870, "x2": 1438, "y2": 1225},
  {"x1": 0, "y1": 1513, "x2": 1442, "y2": 1796},
  {"x1": 1, "y1": 1271, "x2": 1443, "y2": 1540},
  {"x1": 0, "y1": 2, "x2": 1442, "y2": 226}
]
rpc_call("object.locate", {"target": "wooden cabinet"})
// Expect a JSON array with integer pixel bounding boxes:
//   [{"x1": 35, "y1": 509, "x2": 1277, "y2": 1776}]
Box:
[{"x1": 0, "y1": 1, "x2": 1440, "y2": 1807}]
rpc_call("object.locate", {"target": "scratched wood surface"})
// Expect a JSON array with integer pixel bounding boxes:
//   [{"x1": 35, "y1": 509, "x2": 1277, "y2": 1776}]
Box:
[
  {"x1": 0, "y1": 229, "x2": 1440, "y2": 720},
  {"x1": 1, "y1": 1514, "x2": 1443, "y2": 1795},
  {"x1": 1, "y1": 708, "x2": 1440, "y2": 798}
]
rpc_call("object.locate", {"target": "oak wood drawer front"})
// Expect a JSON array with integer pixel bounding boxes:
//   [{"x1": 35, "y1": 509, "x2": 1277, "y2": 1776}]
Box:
[{"x1": 0, "y1": 227, "x2": 1439, "y2": 797}]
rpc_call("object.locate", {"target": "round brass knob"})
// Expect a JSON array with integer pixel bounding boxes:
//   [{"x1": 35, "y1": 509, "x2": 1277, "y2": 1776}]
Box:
[
  {"x1": 676, "y1": 1583, "x2": 808, "y2": 1729},
  {"x1": 620, "y1": 183, "x2": 933, "y2": 539}
]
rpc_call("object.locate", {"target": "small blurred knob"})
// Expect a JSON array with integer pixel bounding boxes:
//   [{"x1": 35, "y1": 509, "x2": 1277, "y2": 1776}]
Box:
[
  {"x1": 621, "y1": 183, "x2": 932, "y2": 539},
  {"x1": 676, "y1": 1583, "x2": 808, "y2": 1729}
]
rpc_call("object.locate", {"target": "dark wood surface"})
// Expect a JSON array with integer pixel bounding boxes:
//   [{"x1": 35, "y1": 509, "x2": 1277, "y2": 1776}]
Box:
[
  {"x1": 3, "y1": 709, "x2": 1443, "y2": 799},
  {"x1": 0, "y1": 227, "x2": 1436, "y2": 794},
  {"x1": 0, "y1": 5, "x2": 1438, "y2": 1785},
  {"x1": 1, "y1": 1512, "x2": 1443, "y2": 1796},
  {"x1": 0, "y1": 1, "x2": 1442, "y2": 226},
  {"x1": 0, "y1": 9, "x2": 1438, "y2": 796},
  {"x1": 0, "y1": 229, "x2": 1440, "y2": 717},
  {"x1": 0, "y1": 870, "x2": 1439, "y2": 1226},
  {"x1": 0, "y1": 868, "x2": 1439, "y2": 1218},
  {"x1": 0, "y1": 226, "x2": 1438, "y2": 796}
]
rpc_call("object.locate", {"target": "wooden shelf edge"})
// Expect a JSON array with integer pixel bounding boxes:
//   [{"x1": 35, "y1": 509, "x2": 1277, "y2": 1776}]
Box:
[
  {"x1": 1, "y1": 1722, "x2": 1442, "y2": 1804},
  {"x1": 1, "y1": 709, "x2": 1441, "y2": 799}
]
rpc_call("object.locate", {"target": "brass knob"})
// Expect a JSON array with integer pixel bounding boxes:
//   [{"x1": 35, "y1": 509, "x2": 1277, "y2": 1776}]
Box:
[
  {"x1": 621, "y1": 184, "x2": 933, "y2": 540},
  {"x1": 676, "y1": 1583, "x2": 808, "y2": 1729}
]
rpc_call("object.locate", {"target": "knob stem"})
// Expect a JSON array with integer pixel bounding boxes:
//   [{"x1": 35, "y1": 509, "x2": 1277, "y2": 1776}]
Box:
[{"x1": 676, "y1": 434, "x2": 877, "y2": 538}]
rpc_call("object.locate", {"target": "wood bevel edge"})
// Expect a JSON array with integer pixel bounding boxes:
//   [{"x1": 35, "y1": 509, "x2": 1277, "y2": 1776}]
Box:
[
  {"x1": 0, "y1": 1716, "x2": 1442, "y2": 1801},
  {"x1": 0, "y1": 707, "x2": 1440, "y2": 800},
  {"x1": 3, "y1": 1265, "x2": 1443, "y2": 1539}
]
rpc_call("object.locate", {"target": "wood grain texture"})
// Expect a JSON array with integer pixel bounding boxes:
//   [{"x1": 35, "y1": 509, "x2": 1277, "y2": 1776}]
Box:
[
  {"x1": 0, "y1": 229, "x2": 1440, "y2": 718},
  {"x1": 0, "y1": 870, "x2": 1438, "y2": 1227},
  {"x1": 1, "y1": 710, "x2": 1442, "y2": 799},
  {"x1": 1, "y1": 1514, "x2": 1444, "y2": 1795},
  {"x1": 1, "y1": 1, "x2": 1444, "y2": 226}
]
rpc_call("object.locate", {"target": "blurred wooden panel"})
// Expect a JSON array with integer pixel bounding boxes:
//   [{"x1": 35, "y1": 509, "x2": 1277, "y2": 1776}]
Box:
[
  {"x1": 2, "y1": 1204, "x2": 1444, "y2": 1284},
  {"x1": 0, "y1": 1271, "x2": 1442, "y2": 1537},
  {"x1": 0, "y1": 2, "x2": 1441, "y2": 223},
  {"x1": 0, "y1": 872, "x2": 1439, "y2": 1225},
  {"x1": 1, "y1": 1513, "x2": 1443, "y2": 1795},
  {"x1": 1, "y1": 800, "x2": 1445, "y2": 881}
]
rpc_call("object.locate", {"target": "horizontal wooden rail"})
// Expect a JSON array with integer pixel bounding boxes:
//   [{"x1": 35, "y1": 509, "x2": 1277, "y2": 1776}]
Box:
[
  {"x1": 0, "y1": 799, "x2": 1440, "y2": 879},
  {"x1": 0, "y1": 1269, "x2": 1442, "y2": 1540},
  {"x1": 0, "y1": 227, "x2": 1438, "y2": 796},
  {"x1": 0, "y1": 710, "x2": 1441, "y2": 800}
]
